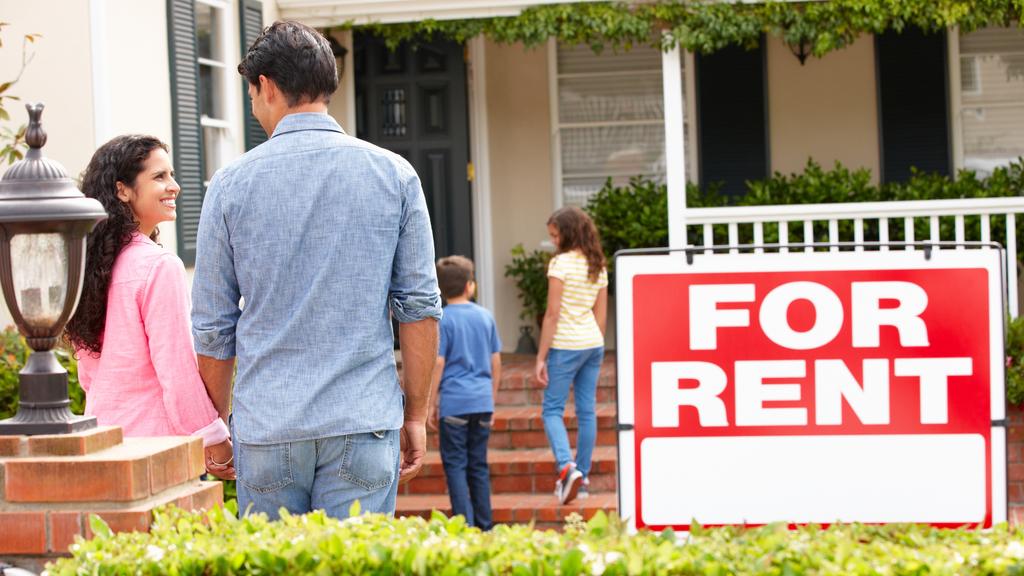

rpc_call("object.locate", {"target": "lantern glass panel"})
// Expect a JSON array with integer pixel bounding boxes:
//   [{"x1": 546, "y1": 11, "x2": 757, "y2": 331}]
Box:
[{"x1": 11, "y1": 232, "x2": 68, "y2": 330}]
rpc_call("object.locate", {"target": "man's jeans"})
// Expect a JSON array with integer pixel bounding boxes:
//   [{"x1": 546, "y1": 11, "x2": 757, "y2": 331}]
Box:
[
  {"x1": 439, "y1": 412, "x2": 493, "y2": 530},
  {"x1": 233, "y1": 428, "x2": 400, "y2": 520},
  {"x1": 542, "y1": 347, "x2": 603, "y2": 478}
]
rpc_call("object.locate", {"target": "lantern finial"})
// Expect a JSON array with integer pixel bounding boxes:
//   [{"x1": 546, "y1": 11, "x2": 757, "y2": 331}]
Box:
[{"x1": 25, "y1": 102, "x2": 47, "y2": 155}]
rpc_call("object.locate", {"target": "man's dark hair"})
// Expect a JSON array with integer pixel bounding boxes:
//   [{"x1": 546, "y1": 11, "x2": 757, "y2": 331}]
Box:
[
  {"x1": 238, "y1": 21, "x2": 338, "y2": 106},
  {"x1": 437, "y1": 256, "x2": 475, "y2": 300}
]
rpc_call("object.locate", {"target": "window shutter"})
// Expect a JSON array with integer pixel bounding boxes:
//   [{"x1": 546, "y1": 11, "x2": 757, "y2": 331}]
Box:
[
  {"x1": 695, "y1": 40, "x2": 769, "y2": 198},
  {"x1": 240, "y1": 0, "x2": 267, "y2": 151},
  {"x1": 876, "y1": 28, "x2": 951, "y2": 182},
  {"x1": 167, "y1": 0, "x2": 204, "y2": 266}
]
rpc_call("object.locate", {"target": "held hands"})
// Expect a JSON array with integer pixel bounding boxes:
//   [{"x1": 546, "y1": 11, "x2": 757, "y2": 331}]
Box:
[
  {"x1": 398, "y1": 419, "x2": 426, "y2": 485},
  {"x1": 205, "y1": 438, "x2": 236, "y2": 480}
]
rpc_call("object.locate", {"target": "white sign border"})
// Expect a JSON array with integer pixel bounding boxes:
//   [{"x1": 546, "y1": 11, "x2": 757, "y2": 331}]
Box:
[{"x1": 615, "y1": 248, "x2": 1009, "y2": 532}]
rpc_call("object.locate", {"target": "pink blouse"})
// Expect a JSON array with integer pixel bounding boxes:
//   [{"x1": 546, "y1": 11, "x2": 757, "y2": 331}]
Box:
[{"x1": 76, "y1": 234, "x2": 229, "y2": 447}]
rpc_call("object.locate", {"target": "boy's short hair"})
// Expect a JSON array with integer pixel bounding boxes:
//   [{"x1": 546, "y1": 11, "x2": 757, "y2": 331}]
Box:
[{"x1": 437, "y1": 255, "x2": 475, "y2": 300}]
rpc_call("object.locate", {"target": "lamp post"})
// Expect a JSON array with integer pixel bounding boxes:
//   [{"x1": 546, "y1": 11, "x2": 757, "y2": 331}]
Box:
[{"x1": 0, "y1": 103, "x2": 107, "y2": 435}]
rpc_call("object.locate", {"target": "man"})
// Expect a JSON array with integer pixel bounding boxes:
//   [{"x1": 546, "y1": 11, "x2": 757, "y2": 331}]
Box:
[{"x1": 191, "y1": 21, "x2": 441, "y2": 520}]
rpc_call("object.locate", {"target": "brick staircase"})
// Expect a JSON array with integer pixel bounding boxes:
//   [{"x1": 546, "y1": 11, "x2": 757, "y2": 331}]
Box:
[{"x1": 396, "y1": 353, "x2": 618, "y2": 530}]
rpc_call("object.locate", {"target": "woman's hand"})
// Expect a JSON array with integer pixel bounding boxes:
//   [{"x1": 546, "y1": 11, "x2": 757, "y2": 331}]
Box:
[
  {"x1": 205, "y1": 439, "x2": 236, "y2": 480},
  {"x1": 535, "y1": 357, "x2": 548, "y2": 387},
  {"x1": 427, "y1": 403, "x2": 440, "y2": 432}
]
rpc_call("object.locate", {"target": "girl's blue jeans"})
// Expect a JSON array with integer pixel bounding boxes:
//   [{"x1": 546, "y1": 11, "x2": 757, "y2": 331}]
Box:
[{"x1": 542, "y1": 346, "x2": 604, "y2": 478}]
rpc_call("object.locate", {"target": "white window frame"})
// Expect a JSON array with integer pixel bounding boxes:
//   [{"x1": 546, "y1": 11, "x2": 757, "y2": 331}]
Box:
[{"x1": 196, "y1": 0, "x2": 240, "y2": 187}]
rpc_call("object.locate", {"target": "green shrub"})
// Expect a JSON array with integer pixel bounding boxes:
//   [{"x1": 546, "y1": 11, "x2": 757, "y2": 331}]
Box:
[
  {"x1": 50, "y1": 504, "x2": 1024, "y2": 575},
  {"x1": 0, "y1": 326, "x2": 84, "y2": 420},
  {"x1": 504, "y1": 243, "x2": 552, "y2": 325},
  {"x1": 1006, "y1": 316, "x2": 1024, "y2": 405}
]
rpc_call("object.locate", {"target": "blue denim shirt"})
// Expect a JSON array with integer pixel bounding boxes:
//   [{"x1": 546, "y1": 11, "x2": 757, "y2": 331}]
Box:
[{"x1": 191, "y1": 112, "x2": 442, "y2": 444}]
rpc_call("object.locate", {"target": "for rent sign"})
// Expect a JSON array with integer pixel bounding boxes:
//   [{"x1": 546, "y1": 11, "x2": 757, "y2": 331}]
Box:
[{"x1": 615, "y1": 249, "x2": 1008, "y2": 531}]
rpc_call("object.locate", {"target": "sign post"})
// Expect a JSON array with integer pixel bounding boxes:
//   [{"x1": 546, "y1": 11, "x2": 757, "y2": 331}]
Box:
[{"x1": 616, "y1": 247, "x2": 1008, "y2": 531}]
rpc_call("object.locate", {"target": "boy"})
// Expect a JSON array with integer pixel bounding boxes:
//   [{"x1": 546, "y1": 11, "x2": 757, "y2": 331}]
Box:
[{"x1": 429, "y1": 256, "x2": 502, "y2": 530}]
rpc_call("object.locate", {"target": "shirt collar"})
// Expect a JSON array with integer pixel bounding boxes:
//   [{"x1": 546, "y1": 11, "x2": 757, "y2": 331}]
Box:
[{"x1": 270, "y1": 112, "x2": 346, "y2": 139}]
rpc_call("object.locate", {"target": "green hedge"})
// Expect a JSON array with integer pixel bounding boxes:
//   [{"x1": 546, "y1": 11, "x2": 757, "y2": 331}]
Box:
[
  {"x1": 0, "y1": 326, "x2": 84, "y2": 420},
  {"x1": 49, "y1": 503, "x2": 1024, "y2": 575}
]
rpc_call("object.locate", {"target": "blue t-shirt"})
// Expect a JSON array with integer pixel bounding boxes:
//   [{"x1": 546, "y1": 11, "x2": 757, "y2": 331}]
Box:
[{"x1": 438, "y1": 302, "x2": 502, "y2": 418}]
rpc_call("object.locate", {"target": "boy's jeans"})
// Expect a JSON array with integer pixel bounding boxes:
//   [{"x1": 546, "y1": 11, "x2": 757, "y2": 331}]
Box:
[
  {"x1": 233, "y1": 427, "x2": 400, "y2": 521},
  {"x1": 542, "y1": 346, "x2": 603, "y2": 478},
  {"x1": 439, "y1": 412, "x2": 494, "y2": 530}
]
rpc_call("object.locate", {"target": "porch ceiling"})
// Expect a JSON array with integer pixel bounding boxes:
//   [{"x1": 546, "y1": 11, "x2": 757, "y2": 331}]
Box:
[{"x1": 277, "y1": 0, "x2": 603, "y2": 27}]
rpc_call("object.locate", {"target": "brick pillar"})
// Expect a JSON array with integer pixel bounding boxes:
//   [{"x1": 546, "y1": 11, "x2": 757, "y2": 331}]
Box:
[
  {"x1": 1010, "y1": 404, "x2": 1024, "y2": 525},
  {"x1": 0, "y1": 427, "x2": 222, "y2": 573}
]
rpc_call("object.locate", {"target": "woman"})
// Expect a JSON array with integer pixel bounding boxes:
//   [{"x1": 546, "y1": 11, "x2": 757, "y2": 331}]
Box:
[
  {"x1": 65, "y1": 135, "x2": 233, "y2": 479},
  {"x1": 534, "y1": 206, "x2": 608, "y2": 505}
]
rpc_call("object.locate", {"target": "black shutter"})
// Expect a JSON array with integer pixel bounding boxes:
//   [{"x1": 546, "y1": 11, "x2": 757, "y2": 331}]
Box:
[
  {"x1": 167, "y1": 0, "x2": 204, "y2": 266},
  {"x1": 696, "y1": 40, "x2": 769, "y2": 198},
  {"x1": 876, "y1": 28, "x2": 951, "y2": 182},
  {"x1": 240, "y1": 0, "x2": 267, "y2": 151}
]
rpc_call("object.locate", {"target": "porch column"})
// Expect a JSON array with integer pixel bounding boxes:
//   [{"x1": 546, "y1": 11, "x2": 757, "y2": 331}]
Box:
[{"x1": 662, "y1": 42, "x2": 687, "y2": 249}]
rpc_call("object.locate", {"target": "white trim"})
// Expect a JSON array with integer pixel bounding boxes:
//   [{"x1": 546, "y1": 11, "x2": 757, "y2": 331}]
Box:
[
  {"x1": 662, "y1": 43, "x2": 686, "y2": 249},
  {"x1": 548, "y1": 38, "x2": 563, "y2": 211},
  {"x1": 684, "y1": 50, "x2": 699, "y2": 184},
  {"x1": 198, "y1": 57, "x2": 227, "y2": 68},
  {"x1": 196, "y1": 0, "x2": 230, "y2": 8},
  {"x1": 200, "y1": 116, "x2": 232, "y2": 129},
  {"x1": 948, "y1": 27, "x2": 965, "y2": 172},
  {"x1": 341, "y1": 29, "x2": 356, "y2": 135},
  {"x1": 89, "y1": 0, "x2": 110, "y2": 147},
  {"x1": 277, "y1": 0, "x2": 604, "y2": 26},
  {"x1": 467, "y1": 36, "x2": 495, "y2": 311}
]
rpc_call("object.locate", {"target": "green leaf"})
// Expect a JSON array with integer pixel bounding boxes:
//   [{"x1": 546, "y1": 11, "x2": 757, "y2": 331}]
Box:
[
  {"x1": 349, "y1": 499, "x2": 361, "y2": 517},
  {"x1": 88, "y1": 514, "x2": 112, "y2": 539}
]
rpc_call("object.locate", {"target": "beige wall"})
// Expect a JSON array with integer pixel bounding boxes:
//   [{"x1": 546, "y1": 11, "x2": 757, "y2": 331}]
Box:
[
  {"x1": 326, "y1": 29, "x2": 355, "y2": 133},
  {"x1": 0, "y1": 1, "x2": 95, "y2": 183},
  {"x1": 485, "y1": 40, "x2": 556, "y2": 351},
  {"x1": 766, "y1": 34, "x2": 880, "y2": 181}
]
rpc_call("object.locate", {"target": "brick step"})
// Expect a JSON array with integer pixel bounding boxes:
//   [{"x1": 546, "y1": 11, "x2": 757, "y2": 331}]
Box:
[
  {"x1": 494, "y1": 354, "x2": 616, "y2": 407},
  {"x1": 400, "y1": 446, "x2": 617, "y2": 496},
  {"x1": 397, "y1": 492, "x2": 616, "y2": 531},
  {"x1": 427, "y1": 404, "x2": 618, "y2": 450}
]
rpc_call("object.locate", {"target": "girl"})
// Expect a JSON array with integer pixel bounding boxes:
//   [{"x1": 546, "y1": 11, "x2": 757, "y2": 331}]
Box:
[
  {"x1": 65, "y1": 135, "x2": 233, "y2": 479},
  {"x1": 534, "y1": 206, "x2": 608, "y2": 504}
]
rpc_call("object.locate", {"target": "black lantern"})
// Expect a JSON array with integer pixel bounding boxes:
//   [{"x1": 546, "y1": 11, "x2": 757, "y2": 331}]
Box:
[{"x1": 0, "y1": 103, "x2": 107, "y2": 435}]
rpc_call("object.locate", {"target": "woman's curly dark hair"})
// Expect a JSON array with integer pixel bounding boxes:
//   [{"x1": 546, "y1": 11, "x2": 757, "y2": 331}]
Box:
[
  {"x1": 65, "y1": 135, "x2": 168, "y2": 355},
  {"x1": 547, "y1": 206, "x2": 606, "y2": 283}
]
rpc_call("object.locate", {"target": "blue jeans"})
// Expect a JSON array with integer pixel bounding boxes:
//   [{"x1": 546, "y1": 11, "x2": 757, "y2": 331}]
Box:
[
  {"x1": 542, "y1": 347, "x2": 603, "y2": 478},
  {"x1": 233, "y1": 428, "x2": 400, "y2": 520},
  {"x1": 439, "y1": 412, "x2": 493, "y2": 530}
]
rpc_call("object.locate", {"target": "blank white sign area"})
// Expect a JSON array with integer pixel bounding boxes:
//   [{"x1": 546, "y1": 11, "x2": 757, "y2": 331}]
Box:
[{"x1": 640, "y1": 434, "x2": 986, "y2": 526}]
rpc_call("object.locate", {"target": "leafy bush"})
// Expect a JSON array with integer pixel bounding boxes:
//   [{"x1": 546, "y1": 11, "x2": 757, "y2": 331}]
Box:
[
  {"x1": 50, "y1": 504, "x2": 1024, "y2": 575},
  {"x1": 0, "y1": 326, "x2": 84, "y2": 420},
  {"x1": 587, "y1": 159, "x2": 1024, "y2": 251},
  {"x1": 1006, "y1": 316, "x2": 1024, "y2": 405},
  {"x1": 504, "y1": 243, "x2": 551, "y2": 325}
]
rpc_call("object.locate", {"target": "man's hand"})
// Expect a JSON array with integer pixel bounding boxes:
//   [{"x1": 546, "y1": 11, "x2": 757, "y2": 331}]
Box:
[
  {"x1": 398, "y1": 419, "x2": 426, "y2": 484},
  {"x1": 205, "y1": 439, "x2": 236, "y2": 480}
]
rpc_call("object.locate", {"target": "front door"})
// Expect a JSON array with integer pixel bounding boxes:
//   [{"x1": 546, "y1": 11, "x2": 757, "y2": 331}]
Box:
[{"x1": 354, "y1": 33, "x2": 473, "y2": 260}]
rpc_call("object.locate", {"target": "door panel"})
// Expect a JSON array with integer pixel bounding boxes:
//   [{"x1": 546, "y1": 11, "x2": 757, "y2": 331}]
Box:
[{"x1": 355, "y1": 33, "x2": 473, "y2": 261}]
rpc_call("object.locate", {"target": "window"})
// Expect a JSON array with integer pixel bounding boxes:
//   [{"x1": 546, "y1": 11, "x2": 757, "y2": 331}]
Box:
[
  {"x1": 553, "y1": 43, "x2": 691, "y2": 207},
  {"x1": 195, "y1": 0, "x2": 235, "y2": 186},
  {"x1": 958, "y1": 26, "x2": 1024, "y2": 176}
]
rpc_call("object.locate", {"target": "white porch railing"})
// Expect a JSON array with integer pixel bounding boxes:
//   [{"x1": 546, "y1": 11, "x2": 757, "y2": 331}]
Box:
[{"x1": 682, "y1": 196, "x2": 1024, "y2": 317}]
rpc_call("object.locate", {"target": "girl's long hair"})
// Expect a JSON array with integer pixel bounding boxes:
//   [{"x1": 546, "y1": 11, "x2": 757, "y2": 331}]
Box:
[
  {"x1": 65, "y1": 135, "x2": 167, "y2": 355},
  {"x1": 547, "y1": 206, "x2": 605, "y2": 283}
]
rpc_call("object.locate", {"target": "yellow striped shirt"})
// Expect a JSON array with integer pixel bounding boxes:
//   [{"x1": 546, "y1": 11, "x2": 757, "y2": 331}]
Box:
[{"x1": 548, "y1": 250, "x2": 608, "y2": 350}]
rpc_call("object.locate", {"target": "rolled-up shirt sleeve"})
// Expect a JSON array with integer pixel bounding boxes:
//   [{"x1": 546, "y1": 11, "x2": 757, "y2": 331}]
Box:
[
  {"x1": 191, "y1": 170, "x2": 241, "y2": 359},
  {"x1": 389, "y1": 172, "x2": 442, "y2": 323}
]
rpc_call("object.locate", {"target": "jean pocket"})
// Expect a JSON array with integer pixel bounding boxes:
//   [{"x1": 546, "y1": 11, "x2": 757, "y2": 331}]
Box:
[
  {"x1": 237, "y1": 442, "x2": 293, "y2": 494},
  {"x1": 442, "y1": 415, "x2": 469, "y2": 427},
  {"x1": 339, "y1": 431, "x2": 396, "y2": 491}
]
